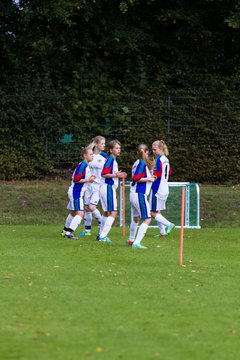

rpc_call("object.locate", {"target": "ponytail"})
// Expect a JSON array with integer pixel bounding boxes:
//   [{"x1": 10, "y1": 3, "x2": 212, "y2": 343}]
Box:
[
  {"x1": 137, "y1": 144, "x2": 154, "y2": 170},
  {"x1": 87, "y1": 135, "x2": 105, "y2": 154},
  {"x1": 152, "y1": 140, "x2": 169, "y2": 156}
]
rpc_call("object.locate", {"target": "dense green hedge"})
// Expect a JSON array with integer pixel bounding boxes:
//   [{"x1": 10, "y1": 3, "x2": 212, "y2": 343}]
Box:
[
  {"x1": 1, "y1": 86, "x2": 239, "y2": 183},
  {"x1": 1, "y1": 1, "x2": 240, "y2": 182}
]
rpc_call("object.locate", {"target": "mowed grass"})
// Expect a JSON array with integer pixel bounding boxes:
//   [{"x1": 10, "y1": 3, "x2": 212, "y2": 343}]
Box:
[
  {"x1": 0, "y1": 180, "x2": 240, "y2": 227},
  {"x1": 0, "y1": 225, "x2": 239, "y2": 360},
  {"x1": 0, "y1": 181, "x2": 239, "y2": 359}
]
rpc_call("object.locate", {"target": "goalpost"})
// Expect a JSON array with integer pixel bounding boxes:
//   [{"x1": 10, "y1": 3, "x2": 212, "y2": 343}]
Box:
[
  {"x1": 119, "y1": 181, "x2": 200, "y2": 229},
  {"x1": 119, "y1": 181, "x2": 200, "y2": 265}
]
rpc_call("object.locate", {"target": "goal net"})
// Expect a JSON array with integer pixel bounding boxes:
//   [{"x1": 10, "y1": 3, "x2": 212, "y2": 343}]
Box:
[{"x1": 119, "y1": 182, "x2": 200, "y2": 229}]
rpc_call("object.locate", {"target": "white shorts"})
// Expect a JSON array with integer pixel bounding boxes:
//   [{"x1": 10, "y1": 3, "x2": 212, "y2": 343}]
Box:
[
  {"x1": 130, "y1": 192, "x2": 151, "y2": 219},
  {"x1": 100, "y1": 184, "x2": 117, "y2": 212},
  {"x1": 84, "y1": 186, "x2": 100, "y2": 206},
  {"x1": 67, "y1": 187, "x2": 84, "y2": 211},
  {"x1": 149, "y1": 191, "x2": 166, "y2": 211}
]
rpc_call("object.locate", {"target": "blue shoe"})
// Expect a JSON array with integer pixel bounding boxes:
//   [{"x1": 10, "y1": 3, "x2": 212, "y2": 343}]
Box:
[
  {"x1": 166, "y1": 223, "x2": 175, "y2": 236},
  {"x1": 66, "y1": 233, "x2": 78, "y2": 240},
  {"x1": 77, "y1": 230, "x2": 92, "y2": 237},
  {"x1": 98, "y1": 236, "x2": 112, "y2": 243},
  {"x1": 132, "y1": 243, "x2": 147, "y2": 249}
]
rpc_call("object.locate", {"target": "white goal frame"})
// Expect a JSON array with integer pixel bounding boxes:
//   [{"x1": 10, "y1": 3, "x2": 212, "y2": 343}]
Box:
[{"x1": 119, "y1": 181, "x2": 201, "y2": 229}]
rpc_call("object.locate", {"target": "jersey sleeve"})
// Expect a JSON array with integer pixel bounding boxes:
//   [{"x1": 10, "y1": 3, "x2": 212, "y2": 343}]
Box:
[
  {"x1": 101, "y1": 156, "x2": 114, "y2": 176},
  {"x1": 132, "y1": 160, "x2": 147, "y2": 181},
  {"x1": 153, "y1": 157, "x2": 162, "y2": 178},
  {"x1": 73, "y1": 162, "x2": 87, "y2": 182}
]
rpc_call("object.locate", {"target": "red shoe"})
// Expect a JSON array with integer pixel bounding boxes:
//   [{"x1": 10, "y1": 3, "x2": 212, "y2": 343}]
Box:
[
  {"x1": 160, "y1": 234, "x2": 166, "y2": 238},
  {"x1": 126, "y1": 240, "x2": 133, "y2": 246}
]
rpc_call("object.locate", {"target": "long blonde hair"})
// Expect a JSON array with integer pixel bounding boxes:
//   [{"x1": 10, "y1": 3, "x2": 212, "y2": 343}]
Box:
[
  {"x1": 152, "y1": 140, "x2": 169, "y2": 156},
  {"x1": 87, "y1": 135, "x2": 105, "y2": 154},
  {"x1": 137, "y1": 144, "x2": 154, "y2": 170}
]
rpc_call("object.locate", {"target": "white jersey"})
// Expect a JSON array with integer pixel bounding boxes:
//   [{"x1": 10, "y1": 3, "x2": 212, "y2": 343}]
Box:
[
  {"x1": 88, "y1": 152, "x2": 107, "y2": 189},
  {"x1": 130, "y1": 159, "x2": 152, "y2": 196},
  {"x1": 68, "y1": 160, "x2": 91, "y2": 197},
  {"x1": 100, "y1": 155, "x2": 119, "y2": 189},
  {"x1": 152, "y1": 154, "x2": 170, "y2": 200}
]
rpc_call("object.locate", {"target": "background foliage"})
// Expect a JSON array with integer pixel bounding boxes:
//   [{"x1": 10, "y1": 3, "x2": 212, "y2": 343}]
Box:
[{"x1": 0, "y1": 0, "x2": 239, "y2": 182}]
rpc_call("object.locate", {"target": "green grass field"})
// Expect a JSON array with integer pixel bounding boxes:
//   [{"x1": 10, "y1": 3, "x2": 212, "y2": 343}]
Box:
[
  {"x1": 0, "y1": 180, "x2": 240, "y2": 227},
  {"x1": 0, "y1": 181, "x2": 239, "y2": 359}
]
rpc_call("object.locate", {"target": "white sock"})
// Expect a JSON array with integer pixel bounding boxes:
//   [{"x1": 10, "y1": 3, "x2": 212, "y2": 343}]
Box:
[
  {"x1": 69, "y1": 215, "x2": 82, "y2": 232},
  {"x1": 99, "y1": 216, "x2": 107, "y2": 234},
  {"x1": 100, "y1": 216, "x2": 115, "y2": 238},
  {"x1": 65, "y1": 214, "x2": 73, "y2": 229},
  {"x1": 129, "y1": 220, "x2": 139, "y2": 241},
  {"x1": 155, "y1": 213, "x2": 171, "y2": 227},
  {"x1": 84, "y1": 211, "x2": 92, "y2": 231},
  {"x1": 92, "y1": 208, "x2": 102, "y2": 224},
  {"x1": 158, "y1": 223, "x2": 166, "y2": 235},
  {"x1": 134, "y1": 222, "x2": 149, "y2": 245}
]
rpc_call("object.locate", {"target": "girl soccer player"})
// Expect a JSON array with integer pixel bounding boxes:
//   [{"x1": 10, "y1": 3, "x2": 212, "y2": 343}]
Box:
[
  {"x1": 98, "y1": 140, "x2": 127, "y2": 243},
  {"x1": 150, "y1": 140, "x2": 175, "y2": 236},
  {"x1": 78, "y1": 136, "x2": 107, "y2": 237},
  {"x1": 61, "y1": 148, "x2": 96, "y2": 239},
  {"x1": 127, "y1": 144, "x2": 156, "y2": 249}
]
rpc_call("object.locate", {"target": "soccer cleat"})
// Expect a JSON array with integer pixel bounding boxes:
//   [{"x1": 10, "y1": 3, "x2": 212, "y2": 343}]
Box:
[
  {"x1": 166, "y1": 223, "x2": 175, "y2": 236},
  {"x1": 66, "y1": 233, "x2": 78, "y2": 240},
  {"x1": 98, "y1": 236, "x2": 112, "y2": 243},
  {"x1": 77, "y1": 230, "x2": 92, "y2": 237},
  {"x1": 132, "y1": 243, "x2": 147, "y2": 249},
  {"x1": 160, "y1": 233, "x2": 166, "y2": 238},
  {"x1": 60, "y1": 231, "x2": 66, "y2": 237},
  {"x1": 126, "y1": 240, "x2": 133, "y2": 246}
]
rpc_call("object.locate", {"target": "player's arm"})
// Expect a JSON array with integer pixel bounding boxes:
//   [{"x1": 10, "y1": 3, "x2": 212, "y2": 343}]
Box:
[
  {"x1": 132, "y1": 161, "x2": 153, "y2": 182},
  {"x1": 73, "y1": 164, "x2": 96, "y2": 183},
  {"x1": 138, "y1": 176, "x2": 156, "y2": 183},
  {"x1": 78, "y1": 175, "x2": 96, "y2": 183},
  {"x1": 101, "y1": 156, "x2": 127, "y2": 179},
  {"x1": 101, "y1": 159, "x2": 114, "y2": 178},
  {"x1": 153, "y1": 158, "x2": 162, "y2": 178},
  {"x1": 103, "y1": 171, "x2": 127, "y2": 178}
]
